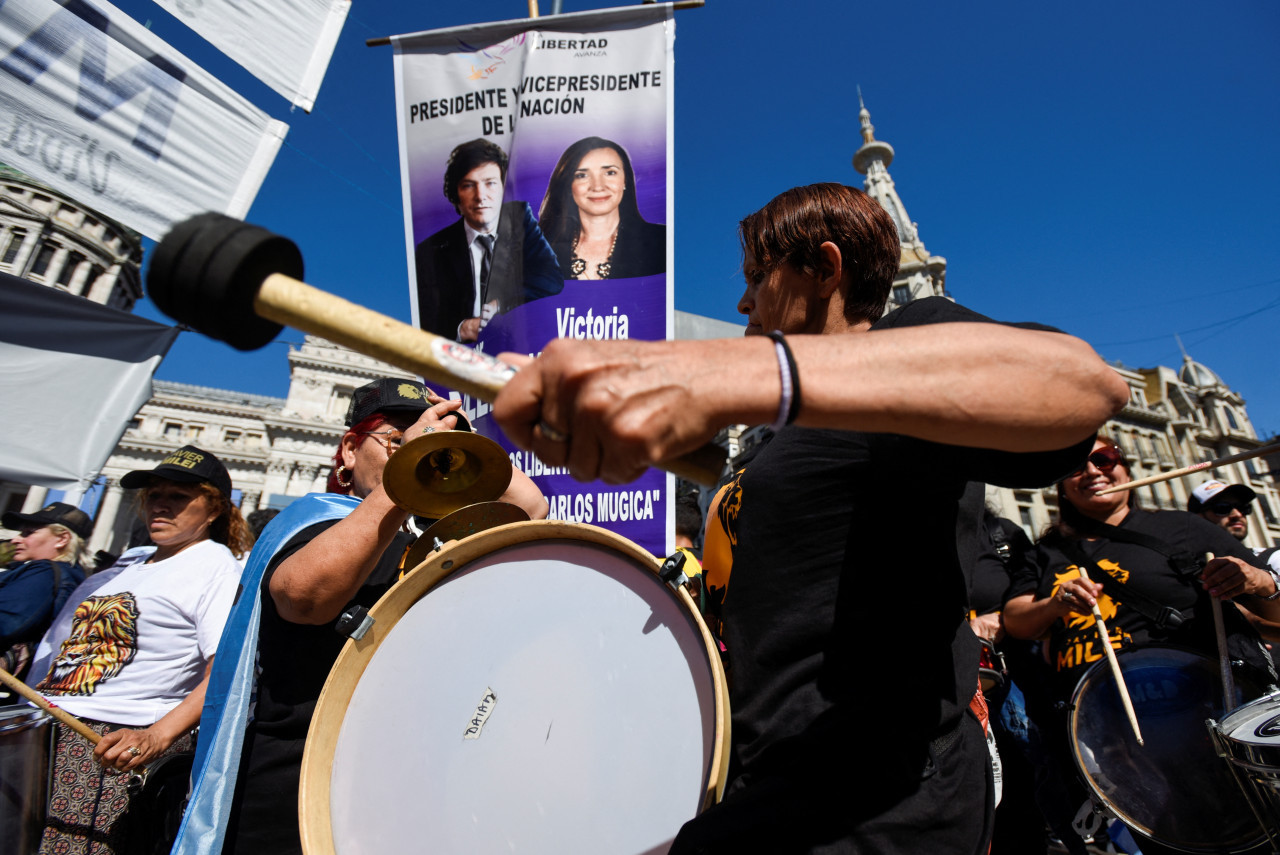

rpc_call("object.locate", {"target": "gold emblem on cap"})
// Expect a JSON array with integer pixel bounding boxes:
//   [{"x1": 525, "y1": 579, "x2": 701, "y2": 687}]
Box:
[{"x1": 397, "y1": 383, "x2": 424, "y2": 400}]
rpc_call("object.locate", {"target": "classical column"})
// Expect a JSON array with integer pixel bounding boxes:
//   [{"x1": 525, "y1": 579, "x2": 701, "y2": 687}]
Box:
[
  {"x1": 19, "y1": 486, "x2": 49, "y2": 513},
  {"x1": 46, "y1": 246, "x2": 70, "y2": 284},
  {"x1": 89, "y1": 478, "x2": 125, "y2": 555},
  {"x1": 67, "y1": 258, "x2": 93, "y2": 296},
  {"x1": 297, "y1": 464, "x2": 320, "y2": 494},
  {"x1": 85, "y1": 262, "x2": 122, "y2": 304},
  {"x1": 241, "y1": 490, "x2": 262, "y2": 514}
]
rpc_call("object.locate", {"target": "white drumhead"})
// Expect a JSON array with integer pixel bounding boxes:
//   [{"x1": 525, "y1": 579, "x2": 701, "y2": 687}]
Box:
[
  {"x1": 1220, "y1": 692, "x2": 1280, "y2": 745},
  {"x1": 326, "y1": 538, "x2": 717, "y2": 854}
]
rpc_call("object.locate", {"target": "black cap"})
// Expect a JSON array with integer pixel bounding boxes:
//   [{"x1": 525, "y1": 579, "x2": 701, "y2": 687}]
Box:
[
  {"x1": 3, "y1": 502, "x2": 92, "y2": 540},
  {"x1": 120, "y1": 445, "x2": 233, "y2": 498},
  {"x1": 344, "y1": 379, "x2": 472, "y2": 433}
]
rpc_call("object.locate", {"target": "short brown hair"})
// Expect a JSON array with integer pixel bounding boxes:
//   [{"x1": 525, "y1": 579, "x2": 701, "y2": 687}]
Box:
[{"x1": 739, "y1": 183, "x2": 900, "y2": 323}]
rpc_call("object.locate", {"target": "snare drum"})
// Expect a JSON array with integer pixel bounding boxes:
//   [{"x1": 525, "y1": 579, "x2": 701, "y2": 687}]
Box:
[
  {"x1": 1209, "y1": 691, "x2": 1280, "y2": 848},
  {"x1": 0, "y1": 707, "x2": 51, "y2": 855},
  {"x1": 1070, "y1": 645, "x2": 1266, "y2": 853},
  {"x1": 300, "y1": 521, "x2": 730, "y2": 855},
  {"x1": 977, "y1": 638, "x2": 1007, "y2": 694}
]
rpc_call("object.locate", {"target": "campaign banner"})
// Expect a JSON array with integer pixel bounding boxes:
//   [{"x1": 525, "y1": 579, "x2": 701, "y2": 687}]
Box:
[
  {"x1": 149, "y1": 0, "x2": 349, "y2": 110},
  {"x1": 0, "y1": 0, "x2": 288, "y2": 240},
  {"x1": 393, "y1": 5, "x2": 674, "y2": 556}
]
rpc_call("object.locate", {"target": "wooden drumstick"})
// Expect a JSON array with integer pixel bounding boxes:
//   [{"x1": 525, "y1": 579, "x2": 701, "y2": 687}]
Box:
[
  {"x1": 1096, "y1": 441, "x2": 1280, "y2": 495},
  {"x1": 1205, "y1": 553, "x2": 1236, "y2": 713},
  {"x1": 1073, "y1": 567, "x2": 1144, "y2": 746},
  {"x1": 0, "y1": 667, "x2": 101, "y2": 745},
  {"x1": 146, "y1": 214, "x2": 728, "y2": 487}
]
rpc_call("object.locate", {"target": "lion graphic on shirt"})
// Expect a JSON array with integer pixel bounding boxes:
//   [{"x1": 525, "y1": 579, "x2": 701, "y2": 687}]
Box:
[
  {"x1": 37, "y1": 594, "x2": 140, "y2": 696},
  {"x1": 1053, "y1": 559, "x2": 1127, "y2": 631}
]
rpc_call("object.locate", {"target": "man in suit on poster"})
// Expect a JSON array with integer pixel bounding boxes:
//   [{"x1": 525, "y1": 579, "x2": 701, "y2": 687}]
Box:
[{"x1": 414, "y1": 138, "x2": 563, "y2": 342}]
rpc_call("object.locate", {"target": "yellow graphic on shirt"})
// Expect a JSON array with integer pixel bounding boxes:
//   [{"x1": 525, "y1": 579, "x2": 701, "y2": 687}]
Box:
[
  {"x1": 702, "y1": 469, "x2": 745, "y2": 640},
  {"x1": 38, "y1": 594, "x2": 139, "y2": 696},
  {"x1": 1051, "y1": 560, "x2": 1132, "y2": 673}
]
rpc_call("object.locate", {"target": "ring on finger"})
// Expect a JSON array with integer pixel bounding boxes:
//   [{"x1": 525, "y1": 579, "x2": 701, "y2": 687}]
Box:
[
  {"x1": 538, "y1": 421, "x2": 569, "y2": 443},
  {"x1": 128, "y1": 746, "x2": 141, "y2": 757}
]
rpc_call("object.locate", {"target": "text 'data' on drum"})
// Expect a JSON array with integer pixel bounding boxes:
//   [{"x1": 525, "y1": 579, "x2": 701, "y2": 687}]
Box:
[
  {"x1": 0, "y1": 707, "x2": 51, "y2": 855},
  {"x1": 1071, "y1": 645, "x2": 1266, "y2": 853},
  {"x1": 1209, "y1": 689, "x2": 1280, "y2": 851},
  {"x1": 300, "y1": 521, "x2": 730, "y2": 855}
]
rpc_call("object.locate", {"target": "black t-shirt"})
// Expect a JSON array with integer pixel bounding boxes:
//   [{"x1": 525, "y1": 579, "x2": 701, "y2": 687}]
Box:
[
  {"x1": 709, "y1": 298, "x2": 1092, "y2": 820},
  {"x1": 967, "y1": 513, "x2": 1034, "y2": 616},
  {"x1": 1007, "y1": 509, "x2": 1267, "y2": 698},
  {"x1": 251, "y1": 520, "x2": 414, "y2": 739}
]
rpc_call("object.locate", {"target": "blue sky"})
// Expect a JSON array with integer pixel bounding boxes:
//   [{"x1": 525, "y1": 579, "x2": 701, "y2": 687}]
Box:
[{"x1": 118, "y1": 0, "x2": 1280, "y2": 437}]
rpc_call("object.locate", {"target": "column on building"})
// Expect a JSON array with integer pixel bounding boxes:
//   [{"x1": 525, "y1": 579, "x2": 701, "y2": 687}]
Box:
[
  {"x1": 89, "y1": 478, "x2": 126, "y2": 556},
  {"x1": 19, "y1": 486, "x2": 49, "y2": 514},
  {"x1": 85, "y1": 262, "x2": 122, "y2": 304}
]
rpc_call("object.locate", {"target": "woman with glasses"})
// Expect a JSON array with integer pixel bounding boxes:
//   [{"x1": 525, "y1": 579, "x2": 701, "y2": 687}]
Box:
[{"x1": 222, "y1": 378, "x2": 545, "y2": 855}]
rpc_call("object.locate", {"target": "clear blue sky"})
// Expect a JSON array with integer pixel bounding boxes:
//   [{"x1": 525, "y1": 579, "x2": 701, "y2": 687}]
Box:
[{"x1": 119, "y1": 0, "x2": 1280, "y2": 437}]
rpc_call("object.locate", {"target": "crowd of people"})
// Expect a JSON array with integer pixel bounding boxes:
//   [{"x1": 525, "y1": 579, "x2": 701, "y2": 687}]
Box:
[{"x1": 2, "y1": 180, "x2": 1276, "y2": 855}]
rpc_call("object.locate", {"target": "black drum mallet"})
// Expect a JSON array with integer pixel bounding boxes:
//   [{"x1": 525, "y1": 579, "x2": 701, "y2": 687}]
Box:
[{"x1": 146, "y1": 213, "x2": 726, "y2": 486}]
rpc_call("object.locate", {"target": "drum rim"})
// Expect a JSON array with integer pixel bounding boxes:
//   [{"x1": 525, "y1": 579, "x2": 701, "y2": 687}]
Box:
[
  {"x1": 1067, "y1": 643, "x2": 1266, "y2": 852},
  {"x1": 298, "y1": 519, "x2": 731, "y2": 855},
  {"x1": 0, "y1": 707, "x2": 49, "y2": 733}
]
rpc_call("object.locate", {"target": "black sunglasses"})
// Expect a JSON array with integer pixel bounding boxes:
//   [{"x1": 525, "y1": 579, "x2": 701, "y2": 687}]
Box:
[{"x1": 1206, "y1": 501, "x2": 1252, "y2": 517}]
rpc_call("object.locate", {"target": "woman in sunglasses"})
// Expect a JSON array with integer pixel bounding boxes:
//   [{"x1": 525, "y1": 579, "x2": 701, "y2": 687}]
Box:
[
  {"x1": 1002, "y1": 437, "x2": 1280, "y2": 850},
  {"x1": 1005, "y1": 437, "x2": 1280, "y2": 697},
  {"x1": 220, "y1": 378, "x2": 545, "y2": 855}
]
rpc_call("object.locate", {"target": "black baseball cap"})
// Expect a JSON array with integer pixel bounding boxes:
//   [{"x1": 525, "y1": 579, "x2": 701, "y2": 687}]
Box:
[
  {"x1": 3, "y1": 502, "x2": 92, "y2": 539},
  {"x1": 120, "y1": 445, "x2": 233, "y2": 498},
  {"x1": 345, "y1": 379, "x2": 471, "y2": 432}
]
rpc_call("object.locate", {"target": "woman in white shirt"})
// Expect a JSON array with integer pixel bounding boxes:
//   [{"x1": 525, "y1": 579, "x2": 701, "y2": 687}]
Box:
[{"x1": 30, "y1": 445, "x2": 250, "y2": 855}]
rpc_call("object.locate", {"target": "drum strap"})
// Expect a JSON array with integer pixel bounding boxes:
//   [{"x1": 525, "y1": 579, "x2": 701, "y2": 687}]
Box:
[
  {"x1": 1058, "y1": 540, "x2": 1191, "y2": 630},
  {"x1": 1070, "y1": 518, "x2": 1203, "y2": 578}
]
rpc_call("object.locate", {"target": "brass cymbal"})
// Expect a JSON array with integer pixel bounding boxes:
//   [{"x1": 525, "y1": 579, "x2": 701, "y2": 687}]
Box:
[
  {"x1": 381, "y1": 431, "x2": 512, "y2": 517},
  {"x1": 402, "y1": 502, "x2": 531, "y2": 570}
]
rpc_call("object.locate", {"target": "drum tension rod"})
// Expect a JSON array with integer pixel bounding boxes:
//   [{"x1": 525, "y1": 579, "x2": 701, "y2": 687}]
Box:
[
  {"x1": 336, "y1": 605, "x2": 375, "y2": 641},
  {"x1": 658, "y1": 551, "x2": 692, "y2": 592}
]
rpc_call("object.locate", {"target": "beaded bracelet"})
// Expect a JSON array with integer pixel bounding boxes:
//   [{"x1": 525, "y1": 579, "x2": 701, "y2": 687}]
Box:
[{"x1": 765, "y1": 331, "x2": 802, "y2": 429}]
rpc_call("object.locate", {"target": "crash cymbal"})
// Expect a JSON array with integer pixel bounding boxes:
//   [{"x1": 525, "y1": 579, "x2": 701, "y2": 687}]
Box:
[
  {"x1": 381, "y1": 431, "x2": 512, "y2": 517},
  {"x1": 401, "y1": 502, "x2": 531, "y2": 570}
]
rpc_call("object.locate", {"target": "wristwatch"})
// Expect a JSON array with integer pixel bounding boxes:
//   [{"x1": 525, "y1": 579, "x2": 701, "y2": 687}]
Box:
[{"x1": 1261, "y1": 566, "x2": 1280, "y2": 601}]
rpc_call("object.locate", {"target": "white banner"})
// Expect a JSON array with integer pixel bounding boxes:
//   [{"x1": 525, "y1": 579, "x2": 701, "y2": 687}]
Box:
[
  {"x1": 0, "y1": 273, "x2": 179, "y2": 490},
  {"x1": 0, "y1": 0, "x2": 288, "y2": 240},
  {"x1": 149, "y1": 0, "x2": 349, "y2": 111}
]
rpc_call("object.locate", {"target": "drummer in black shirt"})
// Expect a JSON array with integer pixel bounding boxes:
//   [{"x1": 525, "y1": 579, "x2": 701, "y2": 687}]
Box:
[{"x1": 493, "y1": 182, "x2": 1129, "y2": 853}]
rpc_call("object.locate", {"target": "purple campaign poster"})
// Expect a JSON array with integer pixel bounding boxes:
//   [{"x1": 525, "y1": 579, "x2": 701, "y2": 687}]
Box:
[{"x1": 393, "y1": 7, "x2": 675, "y2": 556}]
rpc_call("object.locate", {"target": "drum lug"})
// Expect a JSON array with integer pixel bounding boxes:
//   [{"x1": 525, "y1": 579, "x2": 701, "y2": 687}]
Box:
[
  {"x1": 658, "y1": 551, "x2": 691, "y2": 592},
  {"x1": 336, "y1": 605, "x2": 375, "y2": 641}
]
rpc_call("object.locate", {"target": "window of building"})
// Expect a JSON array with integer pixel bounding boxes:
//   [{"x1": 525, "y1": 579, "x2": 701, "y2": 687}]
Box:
[
  {"x1": 2, "y1": 228, "x2": 26, "y2": 265},
  {"x1": 128, "y1": 417, "x2": 143, "y2": 433},
  {"x1": 246, "y1": 433, "x2": 264, "y2": 448},
  {"x1": 892, "y1": 285, "x2": 911, "y2": 305},
  {"x1": 163, "y1": 422, "x2": 182, "y2": 439},
  {"x1": 1225, "y1": 407, "x2": 1239, "y2": 430},
  {"x1": 1246, "y1": 459, "x2": 1260, "y2": 479},
  {"x1": 225, "y1": 429, "x2": 242, "y2": 445},
  {"x1": 29, "y1": 243, "x2": 55, "y2": 277},
  {"x1": 56, "y1": 251, "x2": 84, "y2": 286},
  {"x1": 187, "y1": 426, "x2": 204, "y2": 441},
  {"x1": 1131, "y1": 387, "x2": 1147, "y2": 408},
  {"x1": 1260, "y1": 497, "x2": 1278, "y2": 526}
]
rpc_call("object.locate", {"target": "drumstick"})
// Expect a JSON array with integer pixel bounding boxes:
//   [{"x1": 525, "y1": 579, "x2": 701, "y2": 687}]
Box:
[
  {"x1": 1073, "y1": 566, "x2": 1144, "y2": 746},
  {"x1": 1206, "y1": 553, "x2": 1237, "y2": 713},
  {"x1": 1096, "y1": 442, "x2": 1280, "y2": 495},
  {"x1": 146, "y1": 214, "x2": 727, "y2": 487},
  {"x1": 0, "y1": 667, "x2": 101, "y2": 745}
]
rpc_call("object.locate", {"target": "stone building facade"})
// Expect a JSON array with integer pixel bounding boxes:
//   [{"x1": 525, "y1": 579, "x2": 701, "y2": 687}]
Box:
[{"x1": 0, "y1": 165, "x2": 142, "y2": 311}]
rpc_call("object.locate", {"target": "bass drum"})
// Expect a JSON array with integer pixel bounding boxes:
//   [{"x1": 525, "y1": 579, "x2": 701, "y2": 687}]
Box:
[
  {"x1": 300, "y1": 521, "x2": 730, "y2": 855},
  {"x1": 0, "y1": 707, "x2": 50, "y2": 855},
  {"x1": 1070, "y1": 645, "x2": 1266, "y2": 852}
]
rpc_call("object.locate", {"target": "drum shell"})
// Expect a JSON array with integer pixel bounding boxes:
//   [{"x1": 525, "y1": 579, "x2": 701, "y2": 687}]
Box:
[
  {"x1": 300, "y1": 520, "x2": 730, "y2": 855},
  {"x1": 0, "y1": 707, "x2": 51, "y2": 855},
  {"x1": 1069, "y1": 645, "x2": 1266, "y2": 853}
]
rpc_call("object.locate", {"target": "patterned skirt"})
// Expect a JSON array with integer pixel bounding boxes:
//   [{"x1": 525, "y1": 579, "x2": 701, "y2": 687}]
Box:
[{"x1": 39, "y1": 719, "x2": 194, "y2": 855}]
